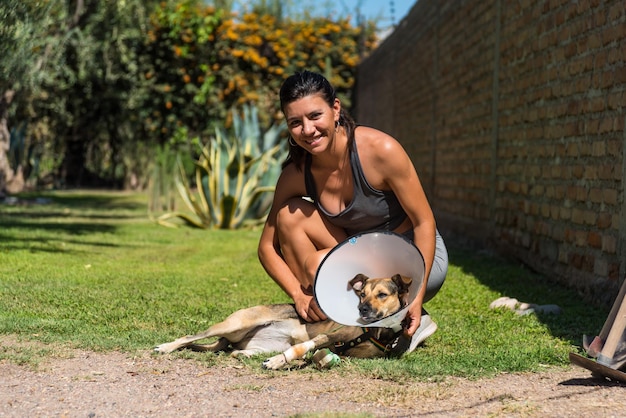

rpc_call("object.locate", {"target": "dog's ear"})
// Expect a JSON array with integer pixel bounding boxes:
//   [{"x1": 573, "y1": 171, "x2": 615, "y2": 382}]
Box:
[
  {"x1": 348, "y1": 273, "x2": 369, "y2": 291},
  {"x1": 392, "y1": 274, "x2": 412, "y2": 294}
]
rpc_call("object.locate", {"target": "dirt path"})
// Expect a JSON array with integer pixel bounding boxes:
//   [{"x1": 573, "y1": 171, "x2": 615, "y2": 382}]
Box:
[{"x1": 1, "y1": 346, "x2": 625, "y2": 418}]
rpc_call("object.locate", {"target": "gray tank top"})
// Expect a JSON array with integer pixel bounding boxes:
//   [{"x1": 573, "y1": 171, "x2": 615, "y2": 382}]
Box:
[{"x1": 304, "y1": 143, "x2": 408, "y2": 236}]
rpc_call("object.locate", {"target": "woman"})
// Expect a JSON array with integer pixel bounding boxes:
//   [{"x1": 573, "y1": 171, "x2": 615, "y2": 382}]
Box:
[{"x1": 258, "y1": 71, "x2": 448, "y2": 350}]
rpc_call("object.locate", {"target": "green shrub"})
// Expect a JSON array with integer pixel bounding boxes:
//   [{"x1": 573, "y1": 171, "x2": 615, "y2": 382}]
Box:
[{"x1": 154, "y1": 105, "x2": 286, "y2": 229}]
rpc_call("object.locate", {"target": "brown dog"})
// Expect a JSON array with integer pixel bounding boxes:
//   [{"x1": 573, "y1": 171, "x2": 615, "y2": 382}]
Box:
[{"x1": 154, "y1": 273, "x2": 413, "y2": 369}]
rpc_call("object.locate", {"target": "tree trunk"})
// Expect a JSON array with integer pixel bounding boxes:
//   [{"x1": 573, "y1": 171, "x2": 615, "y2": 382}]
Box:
[
  {"x1": 60, "y1": 125, "x2": 87, "y2": 187},
  {"x1": 0, "y1": 89, "x2": 20, "y2": 195}
]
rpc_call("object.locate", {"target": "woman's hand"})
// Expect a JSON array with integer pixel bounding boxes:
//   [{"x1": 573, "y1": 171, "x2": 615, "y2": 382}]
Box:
[
  {"x1": 403, "y1": 301, "x2": 423, "y2": 337},
  {"x1": 294, "y1": 290, "x2": 327, "y2": 322}
]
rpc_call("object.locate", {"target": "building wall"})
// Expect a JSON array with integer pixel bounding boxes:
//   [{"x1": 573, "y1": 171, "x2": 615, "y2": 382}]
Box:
[{"x1": 356, "y1": 0, "x2": 625, "y2": 305}]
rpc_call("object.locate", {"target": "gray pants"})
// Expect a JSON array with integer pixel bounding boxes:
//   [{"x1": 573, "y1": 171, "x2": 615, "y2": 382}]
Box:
[{"x1": 402, "y1": 229, "x2": 448, "y2": 303}]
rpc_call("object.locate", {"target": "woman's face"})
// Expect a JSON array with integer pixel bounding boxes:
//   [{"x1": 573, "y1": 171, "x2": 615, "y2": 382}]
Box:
[{"x1": 283, "y1": 94, "x2": 340, "y2": 154}]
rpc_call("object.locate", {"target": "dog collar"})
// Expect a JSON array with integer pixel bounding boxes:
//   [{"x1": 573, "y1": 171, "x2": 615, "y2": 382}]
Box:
[{"x1": 333, "y1": 328, "x2": 402, "y2": 356}]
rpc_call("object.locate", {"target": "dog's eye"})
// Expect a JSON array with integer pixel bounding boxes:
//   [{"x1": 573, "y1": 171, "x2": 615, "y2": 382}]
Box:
[
  {"x1": 359, "y1": 292, "x2": 366, "y2": 298},
  {"x1": 377, "y1": 293, "x2": 388, "y2": 299}
]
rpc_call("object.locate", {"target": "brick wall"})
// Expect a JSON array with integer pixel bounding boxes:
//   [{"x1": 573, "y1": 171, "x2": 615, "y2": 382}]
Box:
[{"x1": 355, "y1": 0, "x2": 625, "y2": 305}]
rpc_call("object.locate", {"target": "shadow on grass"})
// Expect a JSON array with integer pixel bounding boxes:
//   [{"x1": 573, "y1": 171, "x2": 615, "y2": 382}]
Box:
[
  {"x1": 448, "y1": 245, "x2": 609, "y2": 349},
  {"x1": 0, "y1": 210, "x2": 140, "y2": 221},
  {"x1": 0, "y1": 232, "x2": 125, "y2": 253},
  {"x1": 2, "y1": 191, "x2": 144, "y2": 212},
  {"x1": 0, "y1": 191, "x2": 145, "y2": 253}
]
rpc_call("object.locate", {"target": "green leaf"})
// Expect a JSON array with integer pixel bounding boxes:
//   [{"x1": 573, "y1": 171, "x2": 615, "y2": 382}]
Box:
[{"x1": 154, "y1": 104, "x2": 286, "y2": 229}]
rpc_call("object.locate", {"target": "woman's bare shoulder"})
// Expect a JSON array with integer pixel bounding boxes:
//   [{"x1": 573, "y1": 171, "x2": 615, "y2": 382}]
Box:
[{"x1": 355, "y1": 126, "x2": 403, "y2": 157}]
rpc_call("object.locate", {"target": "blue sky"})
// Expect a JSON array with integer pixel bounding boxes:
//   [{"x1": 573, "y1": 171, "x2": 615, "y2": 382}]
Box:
[
  {"x1": 235, "y1": 1, "x2": 416, "y2": 30},
  {"x1": 339, "y1": 0, "x2": 415, "y2": 28}
]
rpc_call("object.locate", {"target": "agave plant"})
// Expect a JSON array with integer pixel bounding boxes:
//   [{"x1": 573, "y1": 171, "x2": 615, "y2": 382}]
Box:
[{"x1": 155, "y1": 105, "x2": 286, "y2": 229}]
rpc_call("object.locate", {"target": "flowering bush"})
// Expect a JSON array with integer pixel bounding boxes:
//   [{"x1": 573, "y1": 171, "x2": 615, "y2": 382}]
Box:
[{"x1": 142, "y1": 0, "x2": 378, "y2": 140}]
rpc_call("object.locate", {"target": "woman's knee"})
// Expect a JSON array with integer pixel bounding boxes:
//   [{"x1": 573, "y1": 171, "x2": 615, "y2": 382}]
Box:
[
  {"x1": 276, "y1": 197, "x2": 315, "y2": 233},
  {"x1": 276, "y1": 197, "x2": 345, "y2": 247},
  {"x1": 423, "y1": 234, "x2": 449, "y2": 303}
]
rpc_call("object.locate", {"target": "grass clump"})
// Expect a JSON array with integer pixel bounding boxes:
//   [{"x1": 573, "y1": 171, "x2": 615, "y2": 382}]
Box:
[{"x1": 0, "y1": 191, "x2": 608, "y2": 380}]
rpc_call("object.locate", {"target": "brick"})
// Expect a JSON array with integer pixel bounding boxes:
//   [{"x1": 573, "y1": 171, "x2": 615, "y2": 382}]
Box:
[
  {"x1": 607, "y1": 92, "x2": 623, "y2": 111},
  {"x1": 597, "y1": 212, "x2": 613, "y2": 229},
  {"x1": 551, "y1": 205, "x2": 560, "y2": 220},
  {"x1": 588, "y1": 231, "x2": 602, "y2": 248},
  {"x1": 567, "y1": 186, "x2": 578, "y2": 201},
  {"x1": 591, "y1": 141, "x2": 606, "y2": 157},
  {"x1": 578, "y1": 142, "x2": 590, "y2": 157},
  {"x1": 589, "y1": 188, "x2": 603, "y2": 203},
  {"x1": 584, "y1": 210, "x2": 597, "y2": 225},
  {"x1": 601, "y1": 26, "x2": 617, "y2": 46},
  {"x1": 582, "y1": 255, "x2": 594, "y2": 272},
  {"x1": 599, "y1": 165, "x2": 616, "y2": 181},
  {"x1": 587, "y1": 97, "x2": 606, "y2": 113},
  {"x1": 584, "y1": 166, "x2": 598, "y2": 180},
  {"x1": 600, "y1": 116, "x2": 616, "y2": 133},
  {"x1": 607, "y1": 140, "x2": 623, "y2": 159},
  {"x1": 571, "y1": 207, "x2": 584, "y2": 224},
  {"x1": 551, "y1": 224, "x2": 564, "y2": 241},
  {"x1": 574, "y1": 230, "x2": 587, "y2": 247},
  {"x1": 612, "y1": 163, "x2": 623, "y2": 181},
  {"x1": 602, "y1": 235, "x2": 617, "y2": 253},
  {"x1": 603, "y1": 188, "x2": 618, "y2": 205},
  {"x1": 594, "y1": 258, "x2": 608, "y2": 276},
  {"x1": 571, "y1": 165, "x2": 585, "y2": 179},
  {"x1": 570, "y1": 252, "x2": 583, "y2": 268}
]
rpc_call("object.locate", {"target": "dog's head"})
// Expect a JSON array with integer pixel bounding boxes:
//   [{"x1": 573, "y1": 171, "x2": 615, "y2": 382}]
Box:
[{"x1": 348, "y1": 273, "x2": 413, "y2": 323}]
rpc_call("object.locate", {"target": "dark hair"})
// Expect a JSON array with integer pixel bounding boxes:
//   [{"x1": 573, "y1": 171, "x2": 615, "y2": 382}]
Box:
[{"x1": 279, "y1": 70, "x2": 356, "y2": 169}]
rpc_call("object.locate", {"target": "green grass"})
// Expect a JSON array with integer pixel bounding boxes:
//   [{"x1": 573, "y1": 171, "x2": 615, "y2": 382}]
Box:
[{"x1": 0, "y1": 190, "x2": 609, "y2": 380}]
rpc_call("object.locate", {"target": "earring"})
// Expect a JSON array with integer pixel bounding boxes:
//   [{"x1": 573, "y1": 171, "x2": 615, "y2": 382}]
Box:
[
  {"x1": 288, "y1": 136, "x2": 297, "y2": 147},
  {"x1": 335, "y1": 120, "x2": 340, "y2": 133}
]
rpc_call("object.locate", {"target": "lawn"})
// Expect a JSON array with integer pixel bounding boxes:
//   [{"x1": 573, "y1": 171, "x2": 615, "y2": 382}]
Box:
[{"x1": 0, "y1": 190, "x2": 608, "y2": 380}]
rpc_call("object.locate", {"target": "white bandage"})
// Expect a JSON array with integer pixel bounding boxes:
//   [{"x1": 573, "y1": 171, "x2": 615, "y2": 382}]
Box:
[{"x1": 283, "y1": 340, "x2": 316, "y2": 362}]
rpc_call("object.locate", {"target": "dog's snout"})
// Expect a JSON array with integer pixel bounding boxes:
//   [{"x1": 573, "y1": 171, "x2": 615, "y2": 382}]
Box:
[{"x1": 358, "y1": 303, "x2": 372, "y2": 316}]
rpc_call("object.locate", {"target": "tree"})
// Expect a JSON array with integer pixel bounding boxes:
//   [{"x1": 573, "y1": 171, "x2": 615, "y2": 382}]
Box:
[
  {"x1": 3, "y1": 0, "x2": 162, "y2": 190},
  {"x1": 49, "y1": 0, "x2": 159, "y2": 187},
  {"x1": 0, "y1": 0, "x2": 62, "y2": 194},
  {"x1": 144, "y1": 1, "x2": 378, "y2": 131},
  {"x1": 2, "y1": 0, "x2": 379, "y2": 193},
  {"x1": 0, "y1": 0, "x2": 158, "y2": 191}
]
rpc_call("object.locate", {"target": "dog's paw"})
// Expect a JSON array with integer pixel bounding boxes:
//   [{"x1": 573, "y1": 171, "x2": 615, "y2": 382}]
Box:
[
  {"x1": 263, "y1": 354, "x2": 287, "y2": 370},
  {"x1": 154, "y1": 343, "x2": 178, "y2": 354},
  {"x1": 230, "y1": 349, "x2": 256, "y2": 358},
  {"x1": 387, "y1": 334, "x2": 411, "y2": 358}
]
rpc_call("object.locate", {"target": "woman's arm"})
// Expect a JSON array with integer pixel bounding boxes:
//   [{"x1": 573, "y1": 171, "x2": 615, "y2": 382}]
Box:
[
  {"x1": 257, "y1": 164, "x2": 327, "y2": 321},
  {"x1": 358, "y1": 127, "x2": 437, "y2": 336},
  {"x1": 258, "y1": 164, "x2": 305, "y2": 300}
]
